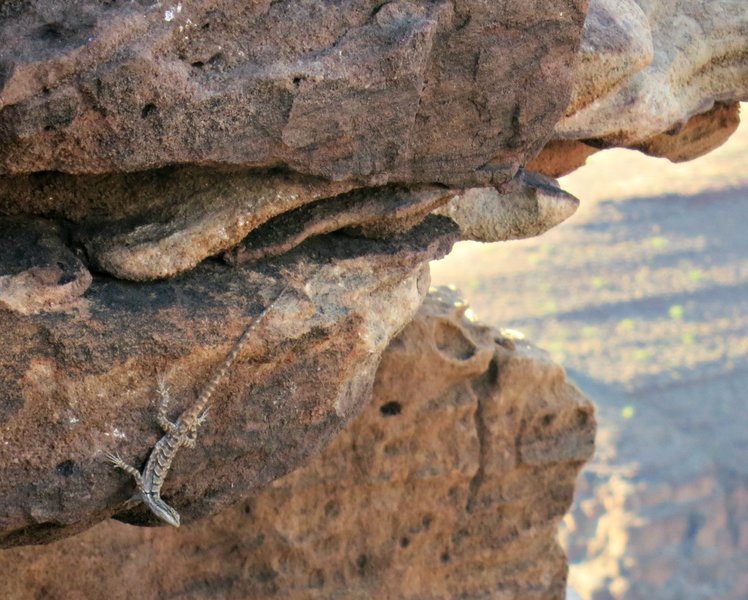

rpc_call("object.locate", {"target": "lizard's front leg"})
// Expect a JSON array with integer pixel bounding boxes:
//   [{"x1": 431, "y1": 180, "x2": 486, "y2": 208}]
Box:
[{"x1": 106, "y1": 452, "x2": 144, "y2": 492}]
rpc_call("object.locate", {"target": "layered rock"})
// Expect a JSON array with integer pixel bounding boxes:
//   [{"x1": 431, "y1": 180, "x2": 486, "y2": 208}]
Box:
[
  {"x1": 0, "y1": 0, "x2": 743, "y2": 595},
  {"x1": 531, "y1": 0, "x2": 747, "y2": 176},
  {"x1": 0, "y1": 217, "x2": 91, "y2": 315},
  {"x1": 0, "y1": 1, "x2": 588, "y2": 287},
  {"x1": 559, "y1": 0, "x2": 746, "y2": 147},
  {"x1": 0, "y1": 0, "x2": 586, "y2": 188},
  {"x1": 0, "y1": 218, "x2": 457, "y2": 547},
  {"x1": 0, "y1": 168, "x2": 578, "y2": 283},
  {"x1": 0, "y1": 288, "x2": 595, "y2": 599}
]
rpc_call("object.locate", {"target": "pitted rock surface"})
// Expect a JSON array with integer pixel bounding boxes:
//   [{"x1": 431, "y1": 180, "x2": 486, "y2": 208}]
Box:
[
  {"x1": 554, "y1": 0, "x2": 747, "y2": 152},
  {"x1": 0, "y1": 0, "x2": 587, "y2": 188},
  {"x1": 0, "y1": 288, "x2": 595, "y2": 599},
  {"x1": 0, "y1": 217, "x2": 458, "y2": 547}
]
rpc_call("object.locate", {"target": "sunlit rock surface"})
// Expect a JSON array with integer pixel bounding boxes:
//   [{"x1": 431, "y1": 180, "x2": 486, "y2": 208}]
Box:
[
  {"x1": 531, "y1": 0, "x2": 747, "y2": 176},
  {"x1": 0, "y1": 221, "x2": 457, "y2": 547},
  {"x1": 0, "y1": 288, "x2": 595, "y2": 599}
]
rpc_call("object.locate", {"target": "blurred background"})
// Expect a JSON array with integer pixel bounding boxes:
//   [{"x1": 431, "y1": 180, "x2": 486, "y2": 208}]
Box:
[{"x1": 431, "y1": 105, "x2": 748, "y2": 600}]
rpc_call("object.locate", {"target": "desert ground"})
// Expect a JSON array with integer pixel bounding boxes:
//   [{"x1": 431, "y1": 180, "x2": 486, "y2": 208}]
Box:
[{"x1": 431, "y1": 107, "x2": 748, "y2": 600}]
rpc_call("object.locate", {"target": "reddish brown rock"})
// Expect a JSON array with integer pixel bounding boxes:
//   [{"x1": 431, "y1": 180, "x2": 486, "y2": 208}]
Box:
[
  {"x1": 0, "y1": 167, "x2": 578, "y2": 283},
  {"x1": 0, "y1": 217, "x2": 91, "y2": 315},
  {"x1": 0, "y1": 217, "x2": 458, "y2": 547},
  {"x1": 0, "y1": 0, "x2": 587, "y2": 188},
  {"x1": 77, "y1": 170, "x2": 356, "y2": 281},
  {"x1": 630, "y1": 101, "x2": 741, "y2": 163},
  {"x1": 527, "y1": 139, "x2": 599, "y2": 178},
  {"x1": 0, "y1": 287, "x2": 595, "y2": 599}
]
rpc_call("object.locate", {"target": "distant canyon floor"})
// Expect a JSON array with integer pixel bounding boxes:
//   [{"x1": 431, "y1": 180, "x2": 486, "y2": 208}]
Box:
[{"x1": 431, "y1": 107, "x2": 748, "y2": 600}]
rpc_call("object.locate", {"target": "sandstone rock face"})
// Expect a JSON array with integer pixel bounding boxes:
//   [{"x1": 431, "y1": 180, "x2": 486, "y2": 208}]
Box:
[
  {"x1": 434, "y1": 171, "x2": 580, "y2": 242},
  {"x1": 0, "y1": 0, "x2": 590, "y2": 556},
  {"x1": 3, "y1": 0, "x2": 741, "y2": 595},
  {"x1": 0, "y1": 166, "x2": 579, "y2": 282},
  {"x1": 554, "y1": 0, "x2": 747, "y2": 157},
  {"x1": 0, "y1": 218, "x2": 457, "y2": 547},
  {"x1": 0, "y1": 288, "x2": 595, "y2": 599},
  {"x1": 530, "y1": 0, "x2": 747, "y2": 178},
  {"x1": 0, "y1": 0, "x2": 589, "y2": 284},
  {"x1": 0, "y1": 0, "x2": 586, "y2": 188},
  {"x1": 0, "y1": 217, "x2": 91, "y2": 314}
]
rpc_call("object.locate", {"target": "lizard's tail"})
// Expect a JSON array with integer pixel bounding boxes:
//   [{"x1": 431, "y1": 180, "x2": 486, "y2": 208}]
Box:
[{"x1": 189, "y1": 282, "x2": 290, "y2": 418}]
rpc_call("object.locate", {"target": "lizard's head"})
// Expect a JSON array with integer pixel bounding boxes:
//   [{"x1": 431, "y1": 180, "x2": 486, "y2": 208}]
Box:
[{"x1": 144, "y1": 495, "x2": 181, "y2": 527}]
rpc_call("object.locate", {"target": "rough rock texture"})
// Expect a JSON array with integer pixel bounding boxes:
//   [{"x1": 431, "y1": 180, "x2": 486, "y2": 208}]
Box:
[
  {"x1": 0, "y1": 217, "x2": 458, "y2": 548},
  {"x1": 0, "y1": 168, "x2": 358, "y2": 281},
  {"x1": 0, "y1": 0, "x2": 587, "y2": 188},
  {"x1": 630, "y1": 101, "x2": 741, "y2": 163},
  {"x1": 1, "y1": 0, "x2": 742, "y2": 595},
  {"x1": 0, "y1": 167, "x2": 579, "y2": 282},
  {"x1": 78, "y1": 171, "x2": 357, "y2": 281},
  {"x1": 0, "y1": 1, "x2": 592, "y2": 557},
  {"x1": 554, "y1": 0, "x2": 747, "y2": 154},
  {"x1": 527, "y1": 0, "x2": 747, "y2": 177},
  {"x1": 0, "y1": 0, "x2": 590, "y2": 284},
  {"x1": 0, "y1": 217, "x2": 91, "y2": 314},
  {"x1": 0, "y1": 288, "x2": 596, "y2": 599},
  {"x1": 225, "y1": 184, "x2": 454, "y2": 265},
  {"x1": 434, "y1": 171, "x2": 579, "y2": 242}
]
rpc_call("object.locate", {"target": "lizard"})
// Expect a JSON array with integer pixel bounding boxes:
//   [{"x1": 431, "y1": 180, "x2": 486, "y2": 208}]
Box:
[{"x1": 106, "y1": 283, "x2": 288, "y2": 527}]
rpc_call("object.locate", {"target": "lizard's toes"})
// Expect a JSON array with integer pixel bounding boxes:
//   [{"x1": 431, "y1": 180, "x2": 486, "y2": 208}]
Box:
[{"x1": 105, "y1": 451, "x2": 123, "y2": 466}]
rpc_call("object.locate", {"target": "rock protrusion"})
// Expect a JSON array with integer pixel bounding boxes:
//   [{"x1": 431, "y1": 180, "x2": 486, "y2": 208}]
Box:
[
  {"x1": 0, "y1": 217, "x2": 91, "y2": 315},
  {"x1": 0, "y1": 287, "x2": 595, "y2": 600},
  {"x1": 0, "y1": 217, "x2": 458, "y2": 547},
  {"x1": 435, "y1": 171, "x2": 580, "y2": 242}
]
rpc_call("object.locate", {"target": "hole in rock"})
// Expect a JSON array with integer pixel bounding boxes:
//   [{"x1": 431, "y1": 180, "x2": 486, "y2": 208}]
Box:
[
  {"x1": 140, "y1": 103, "x2": 158, "y2": 118},
  {"x1": 379, "y1": 401, "x2": 401, "y2": 416},
  {"x1": 356, "y1": 554, "x2": 368, "y2": 572},
  {"x1": 55, "y1": 460, "x2": 76, "y2": 477},
  {"x1": 39, "y1": 23, "x2": 63, "y2": 41},
  {"x1": 434, "y1": 321, "x2": 476, "y2": 361}
]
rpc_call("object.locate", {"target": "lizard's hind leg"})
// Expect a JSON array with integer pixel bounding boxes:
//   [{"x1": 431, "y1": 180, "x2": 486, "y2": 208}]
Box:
[
  {"x1": 156, "y1": 373, "x2": 178, "y2": 434},
  {"x1": 182, "y1": 406, "x2": 210, "y2": 448}
]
